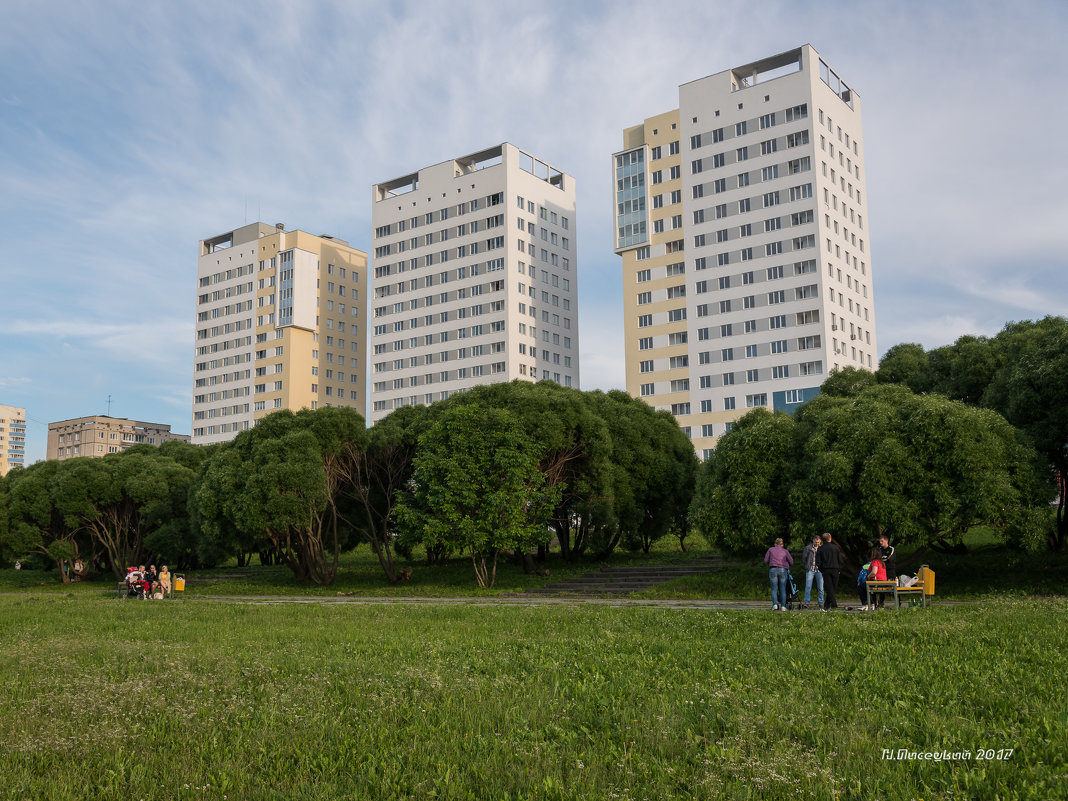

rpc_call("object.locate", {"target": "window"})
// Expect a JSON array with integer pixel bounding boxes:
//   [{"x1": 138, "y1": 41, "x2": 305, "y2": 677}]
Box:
[
  {"x1": 640, "y1": 383, "x2": 654, "y2": 397},
  {"x1": 636, "y1": 269, "x2": 651, "y2": 282},
  {"x1": 639, "y1": 337, "x2": 653, "y2": 350},
  {"x1": 736, "y1": 146, "x2": 749, "y2": 161},
  {"x1": 638, "y1": 314, "x2": 652, "y2": 328},
  {"x1": 637, "y1": 292, "x2": 652, "y2": 305},
  {"x1": 714, "y1": 178, "x2": 727, "y2": 193},
  {"x1": 738, "y1": 172, "x2": 750, "y2": 187},
  {"x1": 746, "y1": 369, "x2": 759, "y2": 382},
  {"x1": 672, "y1": 403, "x2": 690, "y2": 415},
  {"x1": 746, "y1": 393, "x2": 768, "y2": 408},
  {"x1": 712, "y1": 153, "x2": 725, "y2": 168},
  {"x1": 720, "y1": 323, "x2": 733, "y2": 337},
  {"x1": 692, "y1": 160, "x2": 704, "y2": 175},
  {"x1": 721, "y1": 348, "x2": 733, "y2": 361},
  {"x1": 759, "y1": 113, "x2": 775, "y2": 129},
  {"x1": 738, "y1": 198, "x2": 751, "y2": 213},
  {"x1": 786, "y1": 130, "x2": 809, "y2": 148},
  {"x1": 761, "y1": 165, "x2": 778, "y2": 182},
  {"x1": 772, "y1": 365, "x2": 789, "y2": 379},
  {"x1": 724, "y1": 397, "x2": 736, "y2": 410},
  {"x1": 669, "y1": 166, "x2": 681, "y2": 180},
  {"x1": 771, "y1": 339, "x2": 788, "y2": 354},
  {"x1": 735, "y1": 121, "x2": 747, "y2": 136},
  {"x1": 640, "y1": 360, "x2": 654, "y2": 373},
  {"x1": 670, "y1": 379, "x2": 689, "y2": 392},
  {"x1": 723, "y1": 372, "x2": 735, "y2": 385}
]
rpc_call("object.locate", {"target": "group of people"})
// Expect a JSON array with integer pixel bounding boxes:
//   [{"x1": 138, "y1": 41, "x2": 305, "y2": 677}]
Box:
[
  {"x1": 124, "y1": 564, "x2": 171, "y2": 600},
  {"x1": 763, "y1": 533, "x2": 896, "y2": 611}
]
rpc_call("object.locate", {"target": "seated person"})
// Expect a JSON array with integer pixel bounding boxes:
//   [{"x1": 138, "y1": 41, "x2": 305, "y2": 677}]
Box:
[{"x1": 859, "y1": 548, "x2": 886, "y2": 610}]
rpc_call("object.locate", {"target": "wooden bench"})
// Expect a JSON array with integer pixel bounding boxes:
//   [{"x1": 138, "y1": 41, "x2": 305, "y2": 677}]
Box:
[{"x1": 867, "y1": 565, "x2": 934, "y2": 608}]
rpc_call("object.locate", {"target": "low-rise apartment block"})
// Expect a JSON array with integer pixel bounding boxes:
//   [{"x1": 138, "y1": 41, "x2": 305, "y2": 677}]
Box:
[{"x1": 47, "y1": 416, "x2": 189, "y2": 460}]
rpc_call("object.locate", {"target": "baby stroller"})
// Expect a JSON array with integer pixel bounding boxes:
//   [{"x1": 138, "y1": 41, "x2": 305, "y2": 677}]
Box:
[
  {"x1": 783, "y1": 571, "x2": 800, "y2": 610},
  {"x1": 123, "y1": 568, "x2": 146, "y2": 600}
]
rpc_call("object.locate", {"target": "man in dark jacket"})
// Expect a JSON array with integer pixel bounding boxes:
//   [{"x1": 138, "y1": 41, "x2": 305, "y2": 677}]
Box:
[
  {"x1": 877, "y1": 535, "x2": 896, "y2": 579},
  {"x1": 816, "y1": 532, "x2": 844, "y2": 610}
]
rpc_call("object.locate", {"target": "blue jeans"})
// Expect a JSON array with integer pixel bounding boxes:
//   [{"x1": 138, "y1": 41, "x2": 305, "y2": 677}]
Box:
[
  {"x1": 769, "y1": 567, "x2": 789, "y2": 607},
  {"x1": 804, "y1": 570, "x2": 824, "y2": 606}
]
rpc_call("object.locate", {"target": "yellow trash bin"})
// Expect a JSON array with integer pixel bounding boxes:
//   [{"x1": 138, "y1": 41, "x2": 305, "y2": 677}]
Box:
[
  {"x1": 174, "y1": 576, "x2": 186, "y2": 592},
  {"x1": 919, "y1": 566, "x2": 935, "y2": 596}
]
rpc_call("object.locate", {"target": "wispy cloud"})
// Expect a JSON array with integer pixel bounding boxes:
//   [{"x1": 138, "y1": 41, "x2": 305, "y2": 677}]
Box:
[{"x1": 1, "y1": 0, "x2": 1066, "y2": 463}]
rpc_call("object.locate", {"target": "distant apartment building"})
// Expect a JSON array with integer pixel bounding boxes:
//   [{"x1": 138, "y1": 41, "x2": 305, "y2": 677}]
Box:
[
  {"x1": 369, "y1": 143, "x2": 579, "y2": 423},
  {"x1": 614, "y1": 45, "x2": 877, "y2": 457},
  {"x1": 47, "y1": 416, "x2": 189, "y2": 461},
  {"x1": 0, "y1": 404, "x2": 26, "y2": 475},
  {"x1": 193, "y1": 223, "x2": 368, "y2": 445}
]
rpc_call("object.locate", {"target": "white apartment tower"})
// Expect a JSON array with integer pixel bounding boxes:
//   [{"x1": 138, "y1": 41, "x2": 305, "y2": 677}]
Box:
[
  {"x1": 193, "y1": 223, "x2": 368, "y2": 445},
  {"x1": 369, "y1": 143, "x2": 579, "y2": 423},
  {"x1": 614, "y1": 46, "x2": 877, "y2": 457}
]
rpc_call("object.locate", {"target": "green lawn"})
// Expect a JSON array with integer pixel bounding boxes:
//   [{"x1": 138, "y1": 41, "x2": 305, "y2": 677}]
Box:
[{"x1": 0, "y1": 596, "x2": 1063, "y2": 800}]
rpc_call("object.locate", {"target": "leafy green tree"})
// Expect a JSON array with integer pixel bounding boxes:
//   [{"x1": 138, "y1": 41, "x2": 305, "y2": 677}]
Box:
[
  {"x1": 876, "y1": 343, "x2": 931, "y2": 392},
  {"x1": 397, "y1": 404, "x2": 559, "y2": 587},
  {"x1": 51, "y1": 452, "x2": 195, "y2": 578},
  {"x1": 192, "y1": 407, "x2": 368, "y2": 585},
  {"x1": 3, "y1": 462, "x2": 98, "y2": 579},
  {"x1": 790, "y1": 385, "x2": 1047, "y2": 562},
  {"x1": 586, "y1": 391, "x2": 697, "y2": 556},
  {"x1": 821, "y1": 366, "x2": 878, "y2": 398},
  {"x1": 343, "y1": 404, "x2": 433, "y2": 581},
  {"x1": 441, "y1": 382, "x2": 614, "y2": 562},
  {"x1": 982, "y1": 317, "x2": 1068, "y2": 550},
  {"x1": 690, "y1": 408, "x2": 798, "y2": 555}
]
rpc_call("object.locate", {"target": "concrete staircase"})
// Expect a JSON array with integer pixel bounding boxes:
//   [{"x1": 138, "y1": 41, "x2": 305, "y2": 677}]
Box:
[{"x1": 523, "y1": 558, "x2": 721, "y2": 596}]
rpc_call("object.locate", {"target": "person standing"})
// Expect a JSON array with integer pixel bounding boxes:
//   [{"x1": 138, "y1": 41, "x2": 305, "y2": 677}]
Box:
[
  {"x1": 764, "y1": 537, "x2": 794, "y2": 611},
  {"x1": 816, "y1": 532, "x2": 844, "y2": 610},
  {"x1": 801, "y1": 534, "x2": 824, "y2": 609},
  {"x1": 877, "y1": 535, "x2": 897, "y2": 580}
]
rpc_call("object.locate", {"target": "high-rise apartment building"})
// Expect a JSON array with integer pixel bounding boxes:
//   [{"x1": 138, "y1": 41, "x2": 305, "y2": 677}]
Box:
[
  {"x1": 193, "y1": 223, "x2": 368, "y2": 445},
  {"x1": 369, "y1": 143, "x2": 579, "y2": 423},
  {"x1": 614, "y1": 45, "x2": 877, "y2": 457},
  {"x1": 0, "y1": 404, "x2": 26, "y2": 475},
  {"x1": 48, "y1": 416, "x2": 189, "y2": 460}
]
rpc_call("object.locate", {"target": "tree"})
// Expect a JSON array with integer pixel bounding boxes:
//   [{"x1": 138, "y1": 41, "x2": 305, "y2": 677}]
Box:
[
  {"x1": 435, "y1": 382, "x2": 614, "y2": 563},
  {"x1": 397, "y1": 404, "x2": 559, "y2": 588},
  {"x1": 690, "y1": 408, "x2": 797, "y2": 555},
  {"x1": 3, "y1": 462, "x2": 98, "y2": 579},
  {"x1": 982, "y1": 317, "x2": 1068, "y2": 550},
  {"x1": 341, "y1": 404, "x2": 433, "y2": 581},
  {"x1": 51, "y1": 452, "x2": 195, "y2": 578},
  {"x1": 790, "y1": 385, "x2": 1047, "y2": 563},
  {"x1": 876, "y1": 343, "x2": 931, "y2": 392},
  {"x1": 821, "y1": 366, "x2": 878, "y2": 398},
  {"x1": 192, "y1": 407, "x2": 368, "y2": 585}
]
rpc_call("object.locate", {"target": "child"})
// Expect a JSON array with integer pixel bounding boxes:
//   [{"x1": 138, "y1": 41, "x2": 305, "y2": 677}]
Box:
[{"x1": 859, "y1": 548, "x2": 886, "y2": 610}]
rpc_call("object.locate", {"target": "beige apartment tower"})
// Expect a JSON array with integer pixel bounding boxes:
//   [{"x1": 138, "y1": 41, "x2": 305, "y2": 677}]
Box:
[
  {"x1": 193, "y1": 223, "x2": 368, "y2": 445},
  {"x1": 615, "y1": 45, "x2": 877, "y2": 457},
  {"x1": 0, "y1": 404, "x2": 26, "y2": 475},
  {"x1": 48, "y1": 416, "x2": 190, "y2": 460},
  {"x1": 369, "y1": 143, "x2": 579, "y2": 423}
]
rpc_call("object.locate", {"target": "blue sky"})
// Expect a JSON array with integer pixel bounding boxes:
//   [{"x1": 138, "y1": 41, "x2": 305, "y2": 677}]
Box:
[{"x1": 2, "y1": 0, "x2": 1067, "y2": 464}]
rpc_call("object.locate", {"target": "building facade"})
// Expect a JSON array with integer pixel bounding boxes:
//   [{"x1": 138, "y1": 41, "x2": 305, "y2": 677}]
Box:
[
  {"x1": 369, "y1": 143, "x2": 579, "y2": 423},
  {"x1": 614, "y1": 45, "x2": 877, "y2": 457},
  {"x1": 0, "y1": 404, "x2": 26, "y2": 475},
  {"x1": 193, "y1": 223, "x2": 368, "y2": 445},
  {"x1": 47, "y1": 416, "x2": 189, "y2": 461}
]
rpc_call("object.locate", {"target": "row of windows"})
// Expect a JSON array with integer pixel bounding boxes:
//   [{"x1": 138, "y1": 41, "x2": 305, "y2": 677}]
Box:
[
  {"x1": 374, "y1": 193, "x2": 505, "y2": 239},
  {"x1": 689, "y1": 104, "x2": 808, "y2": 151}
]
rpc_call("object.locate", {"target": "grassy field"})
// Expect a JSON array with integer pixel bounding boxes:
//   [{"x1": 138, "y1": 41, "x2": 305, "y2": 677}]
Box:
[{"x1": 1, "y1": 595, "x2": 1065, "y2": 800}]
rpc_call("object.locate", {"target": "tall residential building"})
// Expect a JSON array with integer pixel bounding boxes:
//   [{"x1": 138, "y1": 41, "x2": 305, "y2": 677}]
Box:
[
  {"x1": 0, "y1": 404, "x2": 26, "y2": 475},
  {"x1": 369, "y1": 143, "x2": 579, "y2": 423},
  {"x1": 193, "y1": 223, "x2": 368, "y2": 445},
  {"x1": 47, "y1": 416, "x2": 190, "y2": 461},
  {"x1": 615, "y1": 45, "x2": 877, "y2": 457}
]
